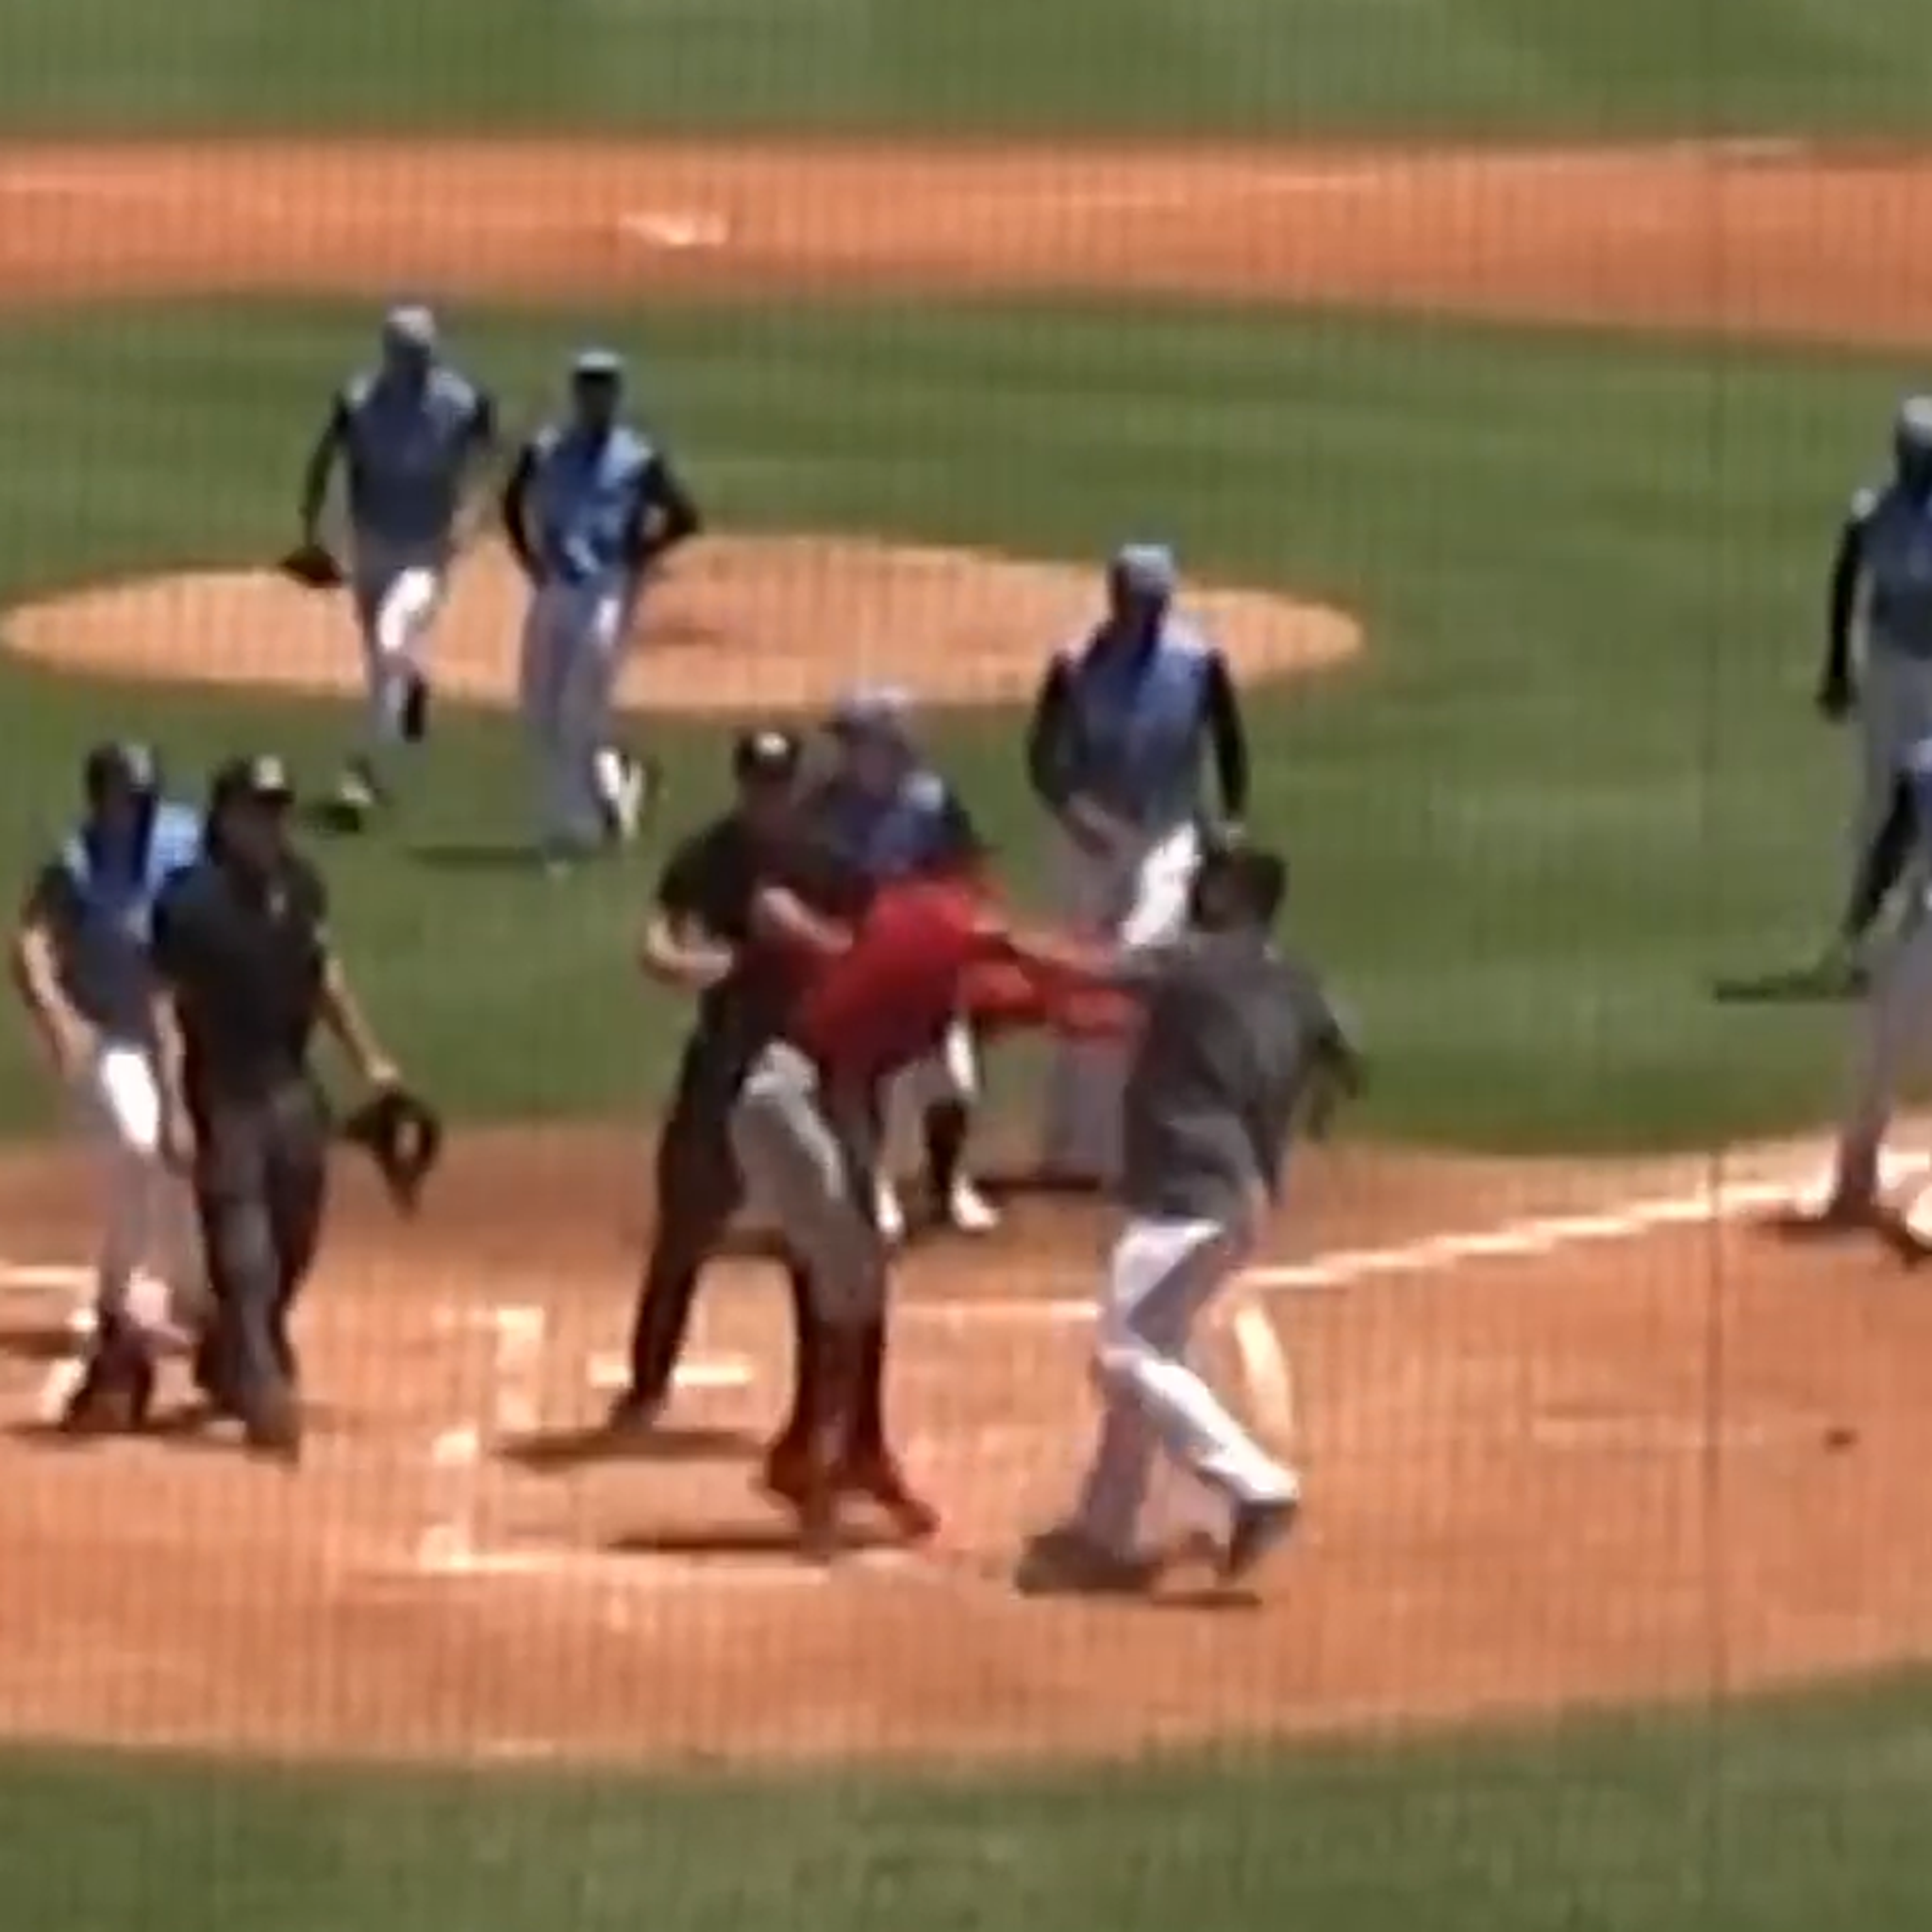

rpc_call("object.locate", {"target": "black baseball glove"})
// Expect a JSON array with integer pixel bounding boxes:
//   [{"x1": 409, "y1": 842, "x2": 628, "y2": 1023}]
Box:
[
  {"x1": 338, "y1": 1085, "x2": 444, "y2": 1214},
  {"x1": 276, "y1": 539, "x2": 346, "y2": 591}
]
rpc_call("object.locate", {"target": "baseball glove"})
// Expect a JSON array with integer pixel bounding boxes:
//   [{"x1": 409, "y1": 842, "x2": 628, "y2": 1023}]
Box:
[
  {"x1": 276, "y1": 539, "x2": 346, "y2": 591},
  {"x1": 338, "y1": 1084, "x2": 444, "y2": 1214}
]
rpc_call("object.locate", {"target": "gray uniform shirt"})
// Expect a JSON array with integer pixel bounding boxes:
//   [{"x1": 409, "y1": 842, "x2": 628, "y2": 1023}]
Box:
[{"x1": 1117, "y1": 929, "x2": 1345, "y2": 1223}]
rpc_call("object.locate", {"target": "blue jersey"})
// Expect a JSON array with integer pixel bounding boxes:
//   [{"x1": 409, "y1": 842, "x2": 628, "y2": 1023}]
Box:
[
  {"x1": 1853, "y1": 482, "x2": 1932, "y2": 660},
  {"x1": 1053, "y1": 619, "x2": 1218, "y2": 830},
  {"x1": 522, "y1": 423, "x2": 660, "y2": 590},
  {"x1": 49, "y1": 800, "x2": 202, "y2": 1038},
  {"x1": 808, "y1": 769, "x2": 976, "y2": 882},
  {"x1": 335, "y1": 365, "x2": 492, "y2": 550}
]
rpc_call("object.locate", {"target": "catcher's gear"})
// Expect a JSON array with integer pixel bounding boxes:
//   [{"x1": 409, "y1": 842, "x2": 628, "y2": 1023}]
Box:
[
  {"x1": 338, "y1": 1084, "x2": 443, "y2": 1213},
  {"x1": 277, "y1": 540, "x2": 345, "y2": 591}
]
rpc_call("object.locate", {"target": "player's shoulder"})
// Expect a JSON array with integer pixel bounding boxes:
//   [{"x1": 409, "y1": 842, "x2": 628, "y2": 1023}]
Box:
[
  {"x1": 339, "y1": 370, "x2": 378, "y2": 413},
  {"x1": 1159, "y1": 615, "x2": 1217, "y2": 661},
  {"x1": 900, "y1": 767, "x2": 952, "y2": 813},
  {"x1": 1849, "y1": 482, "x2": 1887, "y2": 522},
  {"x1": 525, "y1": 421, "x2": 565, "y2": 461},
  {"x1": 615, "y1": 423, "x2": 659, "y2": 471}
]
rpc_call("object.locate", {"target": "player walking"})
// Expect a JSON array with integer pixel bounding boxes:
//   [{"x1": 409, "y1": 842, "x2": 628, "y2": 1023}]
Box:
[
  {"x1": 501, "y1": 348, "x2": 701, "y2": 870},
  {"x1": 1026, "y1": 541, "x2": 1249, "y2": 1188},
  {"x1": 298, "y1": 305, "x2": 498, "y2": 826},
  {"x1": 1811, "y1": 397, "x2": 1932, "y2": 992},
  {"x1": 804, "y1": 685, "x2": 999, "y2": 1242},
  {"x1": 9, "y1": 743, "x2": 204, "y2": 1429},
  {"x1": 1019, "y1": 834, "x2": 1361, "y2": 1595}
]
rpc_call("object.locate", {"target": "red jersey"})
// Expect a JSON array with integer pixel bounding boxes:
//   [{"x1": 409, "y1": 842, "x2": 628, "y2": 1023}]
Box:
[{"x1": 789, "y1": 877, "x2": 1000, "y2": 1085}]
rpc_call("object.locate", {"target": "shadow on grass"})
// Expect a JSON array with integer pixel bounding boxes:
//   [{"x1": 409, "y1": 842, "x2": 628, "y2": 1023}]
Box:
[{"x1": 408, "y1": 839, "x2": 547, "y2": 874}]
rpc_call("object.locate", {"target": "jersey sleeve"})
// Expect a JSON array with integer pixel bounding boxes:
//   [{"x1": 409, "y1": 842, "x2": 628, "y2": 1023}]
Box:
[{"x1": 654, "y1": 830, "x2": 712, "y2": 918}]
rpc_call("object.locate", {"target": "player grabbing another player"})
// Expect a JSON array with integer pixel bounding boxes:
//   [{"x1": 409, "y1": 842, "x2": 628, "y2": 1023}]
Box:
[
  {"x1": 1811, "y1": 397, "x2": 1932, "y2": 992},
  {"x1": 1017, "y1": 832, "x2": 1362, "y2": 1596},
  {"x1": 609, "y1": 728, "x2": 869, "y2": 1438},
  {"x1": 501, "y1": 347, "x2": 701, "y2": 870},
  {"x1": 1027, "y1": 541, "x2": 1249, "y2": 1188},
  {"x1": 805, "y1": 685, "x2": 999, "y2": 1242},
  {"x1": 10, "y1": 743, "x2": 204, "y2": 1429},
  {"x1": 298, "y1": 305, "x2": 498, "y2": 826}
]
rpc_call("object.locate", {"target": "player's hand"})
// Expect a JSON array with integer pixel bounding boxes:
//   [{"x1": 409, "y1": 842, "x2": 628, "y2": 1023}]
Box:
[
  {"x1": 50, "y1": 1015, "x2": 98, "y2": 1083},
  {"x1": 361, "y1": 1055, "x2": 402, "y2": 1094},
  {"x1": 1817, "y1": 674, "x2": 1855, "y2": 721}
]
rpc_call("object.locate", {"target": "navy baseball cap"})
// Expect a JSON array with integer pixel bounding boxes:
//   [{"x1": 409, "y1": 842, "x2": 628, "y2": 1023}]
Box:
[
  {"x1": 210, "y1": 753, "x2": 294, "y2": 810},
  {"x1": 732, "y1": 728, "x2": 801, "y2": 784}
]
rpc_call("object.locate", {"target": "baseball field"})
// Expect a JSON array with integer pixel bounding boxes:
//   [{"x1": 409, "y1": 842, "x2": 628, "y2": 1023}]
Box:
[{"x1": 4, "y1": 4, "x2": 1932, "y2": 1927}]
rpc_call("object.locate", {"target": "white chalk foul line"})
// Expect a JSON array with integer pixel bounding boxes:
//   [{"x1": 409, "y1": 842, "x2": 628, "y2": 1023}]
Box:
[{"x1": 616, "y1": 209, "x2": 730, "y2": 251}]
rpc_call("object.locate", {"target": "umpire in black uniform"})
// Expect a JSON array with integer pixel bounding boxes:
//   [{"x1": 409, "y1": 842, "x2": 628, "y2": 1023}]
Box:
[
  {"x1": 150, "y1": 755, "x2": 402, "y2": 1459},
  {"x1": 608, "y1": 727, "x2": 870, "y2": 1439}
]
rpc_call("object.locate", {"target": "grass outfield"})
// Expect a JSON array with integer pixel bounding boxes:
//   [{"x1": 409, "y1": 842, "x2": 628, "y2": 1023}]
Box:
[
  {"x1": 0, "y1": 0, "x2": 1926, "y2": 136},
  {"x1": 4, "y1": 1675, "x2": 1932, "y2": 1931},
  {"x1": 0, "y1": 296, "x2": 1907, "y2": 1151}
]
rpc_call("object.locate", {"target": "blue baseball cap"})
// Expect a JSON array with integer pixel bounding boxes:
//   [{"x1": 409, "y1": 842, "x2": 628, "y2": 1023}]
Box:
[{"x1": 1111, "y1": 541, "x2": 1177, "y2": 600}]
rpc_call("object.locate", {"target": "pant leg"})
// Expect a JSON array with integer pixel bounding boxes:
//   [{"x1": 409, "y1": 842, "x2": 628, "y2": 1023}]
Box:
[
  {"x1": 1838, "y1": 900, "x2": 1932, "y2": 1191},
  {"x1": 356, "y1": 551, "x2": 444, "y2": 783},
  {"x1": 519, "y1": 585, "x2": 579, "y2": 849},
  {"x1": 260, "y1": 1079, "x2": 331, "y2": 1381},
  {"x1": 83, "y1": 1041, "x2": 166, "y2": 1325},
  {"x1": 1075, "y1": 1216, "x2": 1296, "y2": 1551},
  {"x1": 556, "y1": 585, "x2": 631, "y2": 843},
  {"x1": 626, "y1": 1063, "x2": 747, "y2": 1403},
  {"x1": 193, "y1": 1098, "x2": 285, "y2": 1412}
]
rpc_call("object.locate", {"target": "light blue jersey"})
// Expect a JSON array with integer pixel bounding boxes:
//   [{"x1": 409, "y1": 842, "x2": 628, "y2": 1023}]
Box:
[
  {"x1": 335, "y1": 365, "x2": 492, "y2": 552},
  {"x1": 1056, "y1": 620, "x2": 1218, "y2": 830},
  {"x1": 522, "y1": 423, "x2": 660, "y2": 590},
  {"x1": 1854, "y1": 482, "x2": 1932, "y2": 661},
  {"x1": 54, "y1": 800, "x2": 202, "y2": 1039}
]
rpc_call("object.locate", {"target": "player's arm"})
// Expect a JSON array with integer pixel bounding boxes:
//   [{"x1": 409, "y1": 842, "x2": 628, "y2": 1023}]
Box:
[
  {"x1": 297, "y1": 392, "x2": 351, "y2": 545},
  {"x1": 1820, "y1": 490, "x2": 1875, "y2": 717},
  {"x1": 451, "y1": 390, "x2": 505, "y2": 546},
  {"x1": 747, "y1": 883, "x2": 856, "y2": 962},
  {"x1": 637, "y1": 835, "x2": 737, "y2": 991},
  {"x1": 1297, "y1": 986, "x2": 1366, "y2": 1141},
  {"x1": 307, "y1": 874, "x2": 398, "y2": 1089},
  {"x1": 8, "y1": 867, "x2": 92, "y2": 1075},
  {"x1": 1025, "y1": 659, "x2": 1125, "y2": 852},
  {"x1": 631, "y1": 452, "x2": 703, "y2": 568},
  {"x1": 144, "y1": 877, "x2": 197, "y2": 1161},
  {"x1": 499, "y1": 439, "x2": 541, "y2": 580},
  {"x1": 1203, "y1": 651, "x2": 1251, "y2": 823}
]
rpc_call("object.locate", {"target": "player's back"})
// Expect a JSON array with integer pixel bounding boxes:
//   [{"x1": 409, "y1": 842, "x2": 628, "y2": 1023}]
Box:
[{"x1": 1120, "y1": 931, "x2": 1334, "y2": 1223}]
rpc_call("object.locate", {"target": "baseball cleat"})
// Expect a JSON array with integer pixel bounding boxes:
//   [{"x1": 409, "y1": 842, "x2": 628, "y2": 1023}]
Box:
[
  {"x1": 841, "y1": 1450, "x2": 941, "y2": 1543},
  {"x1": 1013, "y1": 1525, "x2": 1164, "y2": 1598},
  {"x1": 941, "y1": 1177, "x2": 1001, "y2": 1236},
  {"x1": 604, "y1": 1386, "x2": 665, "y2": 1437},
  {"x1": 593, "y1": 748, "x2": 651, "y2": 845},
  {"x1": 1221, "y1": 1494, "x2": 1300, "y2": 1585},
  {"x1": 57, "y1": 1351, "x2": 155, "y2": 1436}
]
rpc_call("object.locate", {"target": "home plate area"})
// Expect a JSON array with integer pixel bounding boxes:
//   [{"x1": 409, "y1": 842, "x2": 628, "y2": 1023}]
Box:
[{"x1": 403, "y1": 1272, "x2": 1276, "y2": 1595}]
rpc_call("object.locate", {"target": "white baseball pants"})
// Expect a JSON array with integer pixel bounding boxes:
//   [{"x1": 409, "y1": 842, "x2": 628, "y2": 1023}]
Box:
[
  {"x1": 519, "y1": 577, "x2": 634, "y2": 854},
  {"x1": 1040, "y1": 818, "x2": 1201, "y2": 1185},
  {"x1": 349, "y1": 538, "x2": 446, "y2": 782},
  {"x1": 75, "y1": 1041, "x2": 196, "y2": 1330},
  {"x1": 1068, "y1": 1215, "x2": 1298, "y2": 1558}
]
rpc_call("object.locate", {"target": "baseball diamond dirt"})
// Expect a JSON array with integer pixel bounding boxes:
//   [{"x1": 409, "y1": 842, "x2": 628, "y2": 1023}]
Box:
[{"x1": 4, "y1": 136, "x2": 1932, "y2": 1767}]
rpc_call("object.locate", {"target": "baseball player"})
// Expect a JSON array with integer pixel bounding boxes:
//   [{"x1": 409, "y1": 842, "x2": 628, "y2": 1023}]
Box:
[
  {"x1": 729, "y1": 857, "x2": 1098, "y2": 1555},
  {"x1": 804, "y1": 685, "x2": 999, "y2": 1242},
  {"x1": 296, "y1": 305, "x2": 498, "y2": 826},
  {"x1": 500, "y1": 347, "x2": 701, "y2": 871},
  {"x1": 1810, "y1": 398, "x2": 1932, "y2": 993},
  {"x1": 150, "y1": 756, "x2": 405, "y2": 1459},
  {"x1": 1026, "y1": 541, "x2": 1250, "y2": 1188},
  {"x1": 1018, "y1": 835, "x2": 1361, "y2": 1595},
  {"x1": 609, "y1": 728, "x2": 868, "y2": 1441},
  {"x1": 8, "y1": 743, "x2": 204, "y2": 1429}
]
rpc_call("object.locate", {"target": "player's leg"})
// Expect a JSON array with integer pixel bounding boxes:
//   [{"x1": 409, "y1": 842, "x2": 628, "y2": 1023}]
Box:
[
  {"x1": 1090, "y1": 1217, "x2": 1298, "y2": 1574},
  {"x1": 60, "y1": 1042, "x2": 168, "y2": 1429},
  {"x1": 1830, "y1": 902, "x2": 1932, "y2": 1214},
  {"x1": 551, "y1": 591, "x2": 633, "y2": 854},
  {"x1": 1040, "y1": 824, "x2": 1135, "y2": 1186},
  {"x1": 1827, "y1": 644, "x2": 1921, "y2": 979},
  {"x1": 900, "y1": 1019, "x2": 998, "y2": 1235},
  {"x1": 582, "y1": 588, "x2": 646, "y2": 844},
  {"x1": 518, "y1": 586, "x2": 579, "y2": 860}
]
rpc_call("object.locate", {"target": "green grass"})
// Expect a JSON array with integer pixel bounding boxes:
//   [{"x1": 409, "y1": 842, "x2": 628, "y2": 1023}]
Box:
[
  {"x1": 0, "y1": 0, "x2": 1927, "y2": 137},
  {"x1": 8, "y1": 1675, "x2": 1932, "y2": 1929},
  {"x1": 0, "y1": 297, "x2": 1906, "y2": 1151}
]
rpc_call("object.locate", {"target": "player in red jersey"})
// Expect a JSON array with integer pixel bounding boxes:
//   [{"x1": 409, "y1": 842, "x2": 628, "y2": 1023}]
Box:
[{"x1": 730, "y1": 861, "x2": 1100, "y2": 1555}]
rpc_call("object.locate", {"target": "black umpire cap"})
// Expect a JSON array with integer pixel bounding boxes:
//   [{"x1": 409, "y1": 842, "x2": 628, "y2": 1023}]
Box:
[
  {"x1": 731, "y1": 728, "x2": 801, "y2": 785},
  {"x1": 209, "y1": 753, "x2": 296, "y2": 814}
]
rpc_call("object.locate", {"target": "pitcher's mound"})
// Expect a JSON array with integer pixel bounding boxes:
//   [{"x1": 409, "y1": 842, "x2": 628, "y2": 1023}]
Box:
[{"x1": 4, "y1": 535, "x2": 1359, "y2": 715}]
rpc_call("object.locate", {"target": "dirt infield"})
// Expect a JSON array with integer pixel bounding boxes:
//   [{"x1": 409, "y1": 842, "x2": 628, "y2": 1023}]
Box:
[{"x1": 0, "y1": 136, "x2": 1928, "y2": 1767}]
